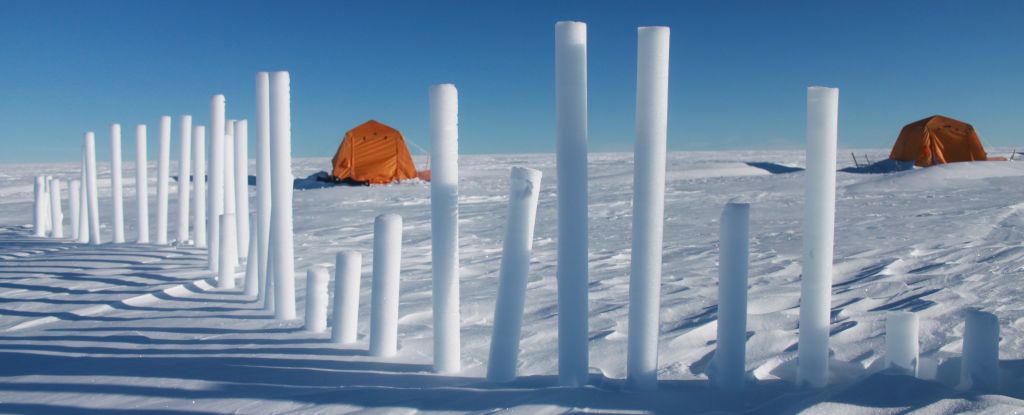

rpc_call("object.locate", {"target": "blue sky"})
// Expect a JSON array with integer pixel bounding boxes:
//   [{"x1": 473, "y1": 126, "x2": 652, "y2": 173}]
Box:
[{"x1": 1, "y1": 0, "x2": 1021, "y2": 163}]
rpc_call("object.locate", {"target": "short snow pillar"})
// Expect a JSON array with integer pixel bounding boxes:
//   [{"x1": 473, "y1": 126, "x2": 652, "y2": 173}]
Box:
[
  {"x1": 711, "y1": 202, "x2": 750, "y2": 390},
  {"x1": 884, "y1": 311, "x2": 919, "y2": 376},
  {"x1": 69, "y1": 179, "x2": 81, "y2": 240},
  {"x1": 370, "y1": 213, "x2": 402, "y2": 357},
  {"x1": 33, "y1": 176, "x2": 47, "y2": 237},
  {"x1": 217, "y1": 213, "x2": 237, "y2": 289},
  {"x1": 960, "y1": 310, "x2": 1000, "y2": 391},
  {"x1": 332, "y1": 251, "x2": 361, "y2": 344},
  {"x1": 555, "y1": 20, "x2": 590, "y2": 387},
  {"x1": 243, "y1": 214, "x2": 259, "y2": 297},
  {"x1": 486, "y1": 166, "x2": 543, "y2": 383},
  {"x1": 135, "y1": 125, "x2": 150, "y2": 244},
  {"x1": 269, "y1": 72, "x2": 296, "y2": 320},
  {"x1": 48, "y1": 178, "x2": 63, "y2": 238},
  {"x1": 430, "y1": 83, "x2": 461, "y2": 373},
  {"x1": 797, "y1": 86, "x2": 839, "y2": 388},
  {"x1": 305, "y1": 266, "x2": 329, "y2": 333},
  {"x1": 111, "y1": 124, "x2": 126, "y2": 243},
  {"x1": 156, "y1": 115, "x2": 171, "y2": 245},
  {"x1": 625, "y1": 25, "x2": 671, "y2": 391}
]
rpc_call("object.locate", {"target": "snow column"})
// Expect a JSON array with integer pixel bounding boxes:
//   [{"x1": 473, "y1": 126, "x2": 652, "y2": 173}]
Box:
[
  {"x1": 555, "y1": 20, "x2": 590, "y2": 387},
  {"x1": 209, "y1": 95, "x2": 226, "y2": 271},
  {"x1": 256, "y1": 72, "x2": 273, "y2": 307},
  {"x1": 960, "y1": 310, "x2": 1000, "y2": 391},
  {"x1": 797, "y1": 86, "x2": 839, "y2": 388},
  {"x1": 85, "y1": 132, "x2": 101, "y2": 244},
  {"x1": 223, "y1": 132, "x2": 238, "y2": 267},
  {"x1": 486, "y1": 166, "x2": 543, "y2": 383},
  {"x1": 77, "y1": 155, "x2": 89, "y2": 243},
  {"x1": 625, "y1": 26, "x2": 670, "y2": 391},
  {"x1": 712, "y1": 202, "x2": 750, "y2": 390},
  {"x1": 305, "y1": 266, "x2": 329, "y2": 333},
  {"x1": 884, "y1": 311, "x2": 919, "y2": 376},
  {"x1": 332, "y1": 251, "x2": 361, "y2": 344},
  {"x1": 370, "y1": 213, "x2": 402, "y2": 357},
  {"x1": 269, "y1": 72, "x2": 296, "y2": 320},
  {"x1": 135, "y1": 125, "x2": 150, "y2": 244},
  {"x1": 177, "y1": 115, "x2": 192, "y2": 243},
  {"x1": 234, "y1": 120, "x2": 249, "y2": 258},
  {"x1": 217, "y1": 214, "x2": 237, "y2": 289},
  {"x1": 111, "y1": 124, "x2": 126, "y2": 243},
  {"x1": 429, "y1": 83, "x2": 460, "y2": 373},
  {"x1": 243, "y1": 214, "x2": 259, "y2": 296},
  {"x1": 193, "y1": 126, "x2": 207, "y2": 248},
  {"x1": 70, "y1": 180, "x2": 81, "y2": 240},
  {"x1": 48, "y1": 178, "x2": 63, "y2": 238},
  {"x1": 156, "y1": 116, "x2": 171, "y2": 245},
  {"x1": 43, "y1": 177, "x2": 51, "y2": 234},
  {"x1": 33, "y1": 176, "x2": 46, "y2": 237}
]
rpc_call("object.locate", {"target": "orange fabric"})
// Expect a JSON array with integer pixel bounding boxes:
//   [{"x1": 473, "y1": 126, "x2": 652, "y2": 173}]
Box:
[
  {"x1": 889, "y1": 115, "x2": 987, "y2": 167},
  {"x1": 331, "y1": 120, "x2": 418, "y2": 184}
]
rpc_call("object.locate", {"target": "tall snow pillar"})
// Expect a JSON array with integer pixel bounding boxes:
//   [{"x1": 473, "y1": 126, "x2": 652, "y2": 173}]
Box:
[
  {"x1": 797, "y1": 86, "x2": 839, "y2": 388},
  {"x1": 77, "y1": 154, "x2": 89, "y2": 243},
  {"x1": 429, "y1": 83, "x2": 461, "y2": 373},
  {"x1": 156, "y1": 115, "x2": 171, "y2": 245},
  {"x1": 69, "y1": 179, "x2": 81, "y2": 240},
  {"x1": 135, "y1": 125, "x2": 150, "y2": 244},
  {"x1": 332, "y1": 251, "x2": 362, "y2": 344},
  {"x1": 209, "y1": 95, "x2": 226, "y2": 271},
  {"x1": 486, "y1": 166, "x2": 543, "y2": 383},
  {"x1": 33, "y1": 176, "x2": 46, "y2": 237},
  {"x1": 269, "y1": 72, "x2": 296, "y2": 320},
  {"x1": 177, "y1": 115, "x2": 192, "y2": 243},
  {"x1": 305, "y1": 266, "x2": 329, "y2": 333},
  {"x1": 256, "y1": 72, "x2": 273, "y2": 307},
  {"x1": 217, "y1": 213, "x2": 237, "y2": 289},
  {"x1": 43, "y1": 177, "x2": 52, "y2": 234},
  {"x1": 85, "y1": 132, "x2": 101, "y2": 244},
  {"x1": 243, "y1": 214, "x2": 259, "y2": 296},
  {"x1": 234, "y1": 120, "x2": 250, "y2": 258},
  {"x1": 370, "y1": 214, "x2": 402, "y2": 357},
  {"x1": 224, "y1": 132, "x2": 236, "y2": 217},
  {"x1": 711, "y1": 202, "x2": 750, "y2": 390},
  {"x1": 884, "y1": 311, "x2": 919, "y2": 377},
  {"x1": 960, "y1": 310, "x2": 1000, "y2": 391},
  {"x1": 555, "y1": 20, "x2": 590, "y2": 387},
  {"x1": 111, "y1": 124, "x2": 126, "y2": 243},
  {"x1": 193, "y1": 125, "x2": 207, "y2": 248},
  {"x1": 625, "y1": 26, "x2": 670, "y2": 391},
  {"x1": 48, "y1": 178, "x2": 63, "y2": 238}
]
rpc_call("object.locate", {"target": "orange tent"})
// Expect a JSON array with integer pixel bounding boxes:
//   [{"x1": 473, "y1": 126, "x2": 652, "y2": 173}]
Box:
[
  {"x1": 889, "y1": 115, "x2": 988, "y2": 167},
  {"x1": 331, "y1": 120, "x2": 419, "y2": 184}
]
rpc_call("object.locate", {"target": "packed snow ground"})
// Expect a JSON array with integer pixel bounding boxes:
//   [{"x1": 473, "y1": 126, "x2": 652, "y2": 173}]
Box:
[{"x1": 0, "y1": 150, "x2": 1022, "y2": 414}]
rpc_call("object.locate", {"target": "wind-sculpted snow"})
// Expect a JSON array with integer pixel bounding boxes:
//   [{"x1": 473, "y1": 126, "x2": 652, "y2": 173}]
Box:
[{"x1": 0, "y1": 151, "x2": 1021, "y2": 413}]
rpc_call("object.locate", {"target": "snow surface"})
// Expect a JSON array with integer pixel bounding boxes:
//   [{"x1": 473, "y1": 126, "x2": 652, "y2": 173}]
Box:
[{"x1": 0, "y1": 150, "x2": 1022, "y2": 413}]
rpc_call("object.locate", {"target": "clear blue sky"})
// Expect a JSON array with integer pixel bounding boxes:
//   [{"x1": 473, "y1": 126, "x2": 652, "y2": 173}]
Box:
[{"x1": 1, "y1": 0, "x2": 1021, "y2": 163}]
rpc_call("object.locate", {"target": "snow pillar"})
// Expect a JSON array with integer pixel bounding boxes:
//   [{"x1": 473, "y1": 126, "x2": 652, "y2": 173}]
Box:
[
  {"x1": 797, "y1": 86, "x2": 839, "y2": 388},
  {"x1": 960, "y1": 310, "x2": 1000, "y2": 391},
  {"x1": 711, "y1": 202, "x2": 750, "y2": 390},
  {"x1": 429, "y1": 83, "x2": 461, "y2": 373},
  {"x1": 217, "y1": 214, "x2": 237, "y2": 289},
  {"x1": 555, "y1": 20, "x2": 590, "y2": 387},
  {"x1": 370, "y1": 213, "x2": 402, "y2": 357},
  {"x1": 332, "y1": 251, "x2": 361, "y2": 344},
  {"x1": 85, "y1": 132, "x2": 101, "y2": 244},
  {"x1": 33, "y1": 176, "x2": 46, "y2": 237},
  {"x1": 209, "y1": 95, "x2": 226, "y2": 271},
  {"x1": 486, "y1": 166, "x2": 543, "y2": 383},
  {"x1": 69, "y1": 180, "x2": 81, "y2": 240},
  {"x1": 48, "y1": 178, "x2": 63, "y2": 238},
  {"x1": 625, "y1": 26, "x2": 670, "y2": 391},
  {"x1": 193, "y1": 125, "x2": 207, "y2": 248},
  {"x1": 177, "y1": 115, "x2": 192, "y2": 243},
  {"x1": 156, "y1": 115, "x2": 171, "y2": 245},
  {"x1": 135, "y1": 125, "x2": 150, "y2": 244},
  {"x1": 224, "y1": 133, "x2": 236, "y2": 217},
  {"x1": 256, "y1": 72, "x2": 273, "y2": 307},
  {"x1": 269, "y1": 72, "x2": 296, "y2": 320},
  {"x1": 77, "y1": 155, "x2": 89, "y2": 244},
  {"x1": 884, "y1": 311, "x2": 919, "y2": 377},
  {"x1": 234, "y1": 120, "x2": 249, "y2": 258},
  {"x1": 305, "y1": 266, "x2": 329, "y2": 333},
  {"x1": 111, "y1": 124, "x2": 126, "y2": 243},
  {"x1": 42, "y1": 178, "x2": 51, "y2": 235},
  {"x1": 243, "y1": 214, "x2": 259, "y2": 296}
]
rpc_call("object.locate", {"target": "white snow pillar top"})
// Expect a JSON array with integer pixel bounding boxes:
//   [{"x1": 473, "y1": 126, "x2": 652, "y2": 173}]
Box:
[
  {"x1": 797, "y1": 86, "x2": 839, "y2": 388},
  {"x1": 555, "y1": 20, "x2": 590, "y2": 387},
  {"x1": 960, "y1": 310, "x2": 1000, "y2": 391},
  {"x1": 884, "y1": 311, "x2": 919, "y2": 377},
  {"x1": 429, "y1": 83, "x2": 461, "y2": 374},
  {"x1": 712, "y1": 202, "x2": 750, "y2": 390}
]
